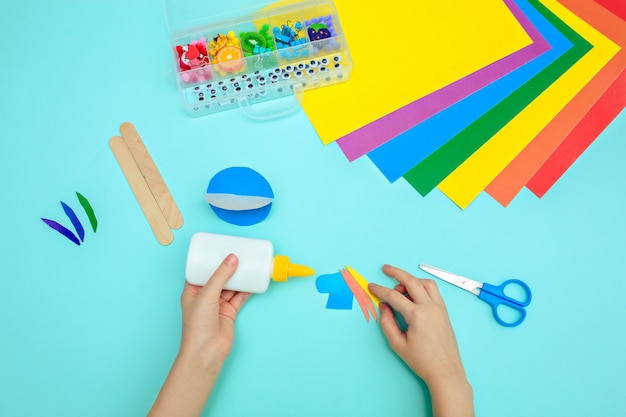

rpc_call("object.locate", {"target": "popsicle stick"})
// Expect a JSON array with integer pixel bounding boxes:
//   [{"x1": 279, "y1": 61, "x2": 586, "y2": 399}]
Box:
[
  {"x1": 110, "y1": 135, "x2": 174, "y2": 245},
  {"x1": 119, "y1": 122, "x2": 183, "y2": 230}
]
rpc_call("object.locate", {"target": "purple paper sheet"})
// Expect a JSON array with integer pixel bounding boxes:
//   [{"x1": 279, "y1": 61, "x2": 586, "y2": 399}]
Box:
[{"x1": 336, "y1": 0, "x2": 549, "y2": 161}]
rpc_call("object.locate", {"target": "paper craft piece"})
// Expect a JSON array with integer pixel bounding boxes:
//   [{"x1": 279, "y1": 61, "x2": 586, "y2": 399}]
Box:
[
  {"x1": 296, "y1": 0, "x2": 533, "y2": 144},
  {"x1": 367, "y1": 0, "x2": 563, "y2": 183},
  {"x1": 340, "y1": 268, "x2": 378, "y2": 322},
  {"x1": 41, "y1": 193, "x2": 97, "y2": 246},
  {"x1": 205, "y1": 167, "x2": 274, "y2": 226},
  {"x1": 316, "y1": 266, "x2": 379, "y2": 321},
  {"x1": 41, "y1": 218, "x2": 80, "y2": 245},
  {"x1": 76, "y1": 192, "x2": 98, "y2": 232},
  {"x1": 336, "y1": 0, "x2": 544, "y2": 161},
  {"x1": 402, "y1": 0, "x2": 591, "y2": 199},
  {"x1": 528, "y1": 68, "x2": 626, "y2": 196},
  {"x1": 345, "y1": 265, "x2": 380, "y2": 307},
  {"x1": 119, "y1": 122, "x2": 183, "y2": 230},
  {"x1": 315, "y1": 272, "x2": 354, "y2": 309},
  {"x1": 110, "y1": 136, "x2": 174, "y2": 246},
  {"x1": 486, "y1": 0, "x2": 625, "y2": 206},
  {"x1": 61, "y1": 202, "x2": 85, "y2": 242},
  {"x1": 596, "y1": 0, "x2": 626, "y2": 21},
  {"x1": 437, "y1": 0, "x2": 620, "y2": 209}
]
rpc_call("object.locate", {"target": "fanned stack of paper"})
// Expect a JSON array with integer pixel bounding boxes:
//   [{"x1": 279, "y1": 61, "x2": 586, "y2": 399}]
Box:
[{"x1": 301, "y1": 0, "x2": 625, "y2": 209}]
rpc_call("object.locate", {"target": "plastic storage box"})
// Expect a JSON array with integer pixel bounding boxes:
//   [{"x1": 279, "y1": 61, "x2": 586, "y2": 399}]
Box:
[{"x1": 164, "y1": 0, "x2": 352, "y2": 118}]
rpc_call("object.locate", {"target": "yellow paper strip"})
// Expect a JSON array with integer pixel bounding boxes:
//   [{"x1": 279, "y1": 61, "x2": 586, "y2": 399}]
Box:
[
  {"x1": 345, "y1": 265, "x2": 380, "y2": 307},
  {"x1": 438, "y1": 0, "x2": 620, "y2": 209}
]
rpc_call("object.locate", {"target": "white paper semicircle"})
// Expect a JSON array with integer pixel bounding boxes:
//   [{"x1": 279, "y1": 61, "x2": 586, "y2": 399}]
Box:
[{"x1": 205, "y1": 193, "x2": 273, "y2": 211}]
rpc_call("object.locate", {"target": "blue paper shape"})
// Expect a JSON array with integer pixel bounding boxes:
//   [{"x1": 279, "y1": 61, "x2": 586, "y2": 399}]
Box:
[
  {"x1": 206, "y1": 166, "x2": 274, "y2": 226},
  {"x1": 367, "y1": 0, "x2": 574, "y2": 182},
  {"x1": 315, "y1": 272, "x2": 354, "y2": 309}
]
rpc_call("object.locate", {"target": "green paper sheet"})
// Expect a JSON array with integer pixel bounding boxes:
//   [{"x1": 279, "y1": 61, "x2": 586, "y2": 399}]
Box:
[{"x1": 403, "y1": 0, "x2": 591, "y2": 197}]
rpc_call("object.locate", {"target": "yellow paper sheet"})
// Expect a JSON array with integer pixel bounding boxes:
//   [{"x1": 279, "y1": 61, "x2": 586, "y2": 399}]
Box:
[
  {"x1": 278, "y1": 0, "x2": 532, "y2": 144},
  {"x1": 437, "y1": 0, "x2": 620, "y2": 209}
]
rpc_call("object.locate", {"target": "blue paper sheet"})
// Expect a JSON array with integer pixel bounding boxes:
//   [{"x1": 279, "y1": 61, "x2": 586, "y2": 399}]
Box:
[{"x1": 367, "y1": 0, "x2": 573, "y2": 182}]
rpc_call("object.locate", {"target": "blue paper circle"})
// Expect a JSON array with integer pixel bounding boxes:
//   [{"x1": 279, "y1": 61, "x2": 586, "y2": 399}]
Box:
[{"x1": 206, "y1": 167, "x2": 274, "y2": 226}]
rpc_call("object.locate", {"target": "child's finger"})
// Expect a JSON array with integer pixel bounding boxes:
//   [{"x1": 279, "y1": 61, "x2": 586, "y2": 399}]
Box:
[
  {"x1": 383, "y1": 265, "x2": 430, "y2": 304},
  {"x1": 369, "y1": 282, "x2": 414, "y2": 319},
  {"x1": 378, "y1": 303, "x2": 406, "y2": 351},
  {"x1": 200, "y1": 254, "x2": 238, "y2": 302}
]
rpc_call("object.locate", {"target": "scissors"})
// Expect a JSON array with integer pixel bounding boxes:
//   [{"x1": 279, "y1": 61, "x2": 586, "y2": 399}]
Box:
[{"x1": 419, "y1": 264, "x2": 532, "y2": 327}]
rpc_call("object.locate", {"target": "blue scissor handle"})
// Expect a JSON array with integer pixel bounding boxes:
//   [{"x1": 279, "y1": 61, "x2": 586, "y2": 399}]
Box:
[{"x1": 478, "y1": 279, "x2": 532, "y2": 327}]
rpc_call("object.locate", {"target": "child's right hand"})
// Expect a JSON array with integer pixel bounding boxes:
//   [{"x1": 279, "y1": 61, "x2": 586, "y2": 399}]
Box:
[{"x1": 368, "y1": 265, "x2": 474, "y2": 417}]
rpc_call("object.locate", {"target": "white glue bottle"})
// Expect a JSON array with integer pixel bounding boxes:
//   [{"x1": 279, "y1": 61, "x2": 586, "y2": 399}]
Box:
[{"x1": 185, "y1": 232, "x2": 315, "y2": 293}]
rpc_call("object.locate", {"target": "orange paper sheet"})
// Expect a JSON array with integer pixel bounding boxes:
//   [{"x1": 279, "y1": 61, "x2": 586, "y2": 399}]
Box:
[
  {"x1": 485, "y1": 0, "x2": 626, "y2": 206},
  {"x1": 437, "y1": 0, "x2": 619, "y2": 209}
]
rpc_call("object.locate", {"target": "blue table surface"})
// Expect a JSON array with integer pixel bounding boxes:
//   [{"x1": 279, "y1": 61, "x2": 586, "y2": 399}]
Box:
[{"x1": 1, "y1": 1, "x2": 625, "y2": 416}]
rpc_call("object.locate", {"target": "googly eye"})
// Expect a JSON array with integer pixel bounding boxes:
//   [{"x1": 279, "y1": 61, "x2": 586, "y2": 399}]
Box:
[
  {"x1": 295, "y1": 71, "x2": 303, "y2": 77},
  {"x1": 285, "y1": 65, "x2": 294, "y2": 72},
  {"x1": 297, "y1": 62, "x2": 306, "y2": 70},
  {"x1": 333, "y1": 55, "x2": 341, "y2": 63},
  {"x1": 309, "y1": 60, "x2": 318, "y2": 67},
  {"x1": 320, "y1": 57, "x2": 329, "y2": 65}
]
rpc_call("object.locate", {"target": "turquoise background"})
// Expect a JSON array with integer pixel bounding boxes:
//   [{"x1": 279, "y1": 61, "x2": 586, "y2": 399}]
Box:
[{"x1": 1, "y1": 1, "x2": 625, "y2": 416}]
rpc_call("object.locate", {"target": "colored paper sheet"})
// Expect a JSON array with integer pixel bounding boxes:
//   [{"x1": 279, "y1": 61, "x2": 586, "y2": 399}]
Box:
[
  {"x1": 528, "y1": 70, "x2": 626, "y2": 196},
  {"x1": 336, "y1": 0, "x2": 542, "y2": 162},
  {"x1": 486, "y1": 0, "x2": 625, "y2": 206},
  {"x1": 437, "y1": 0, "x2": 619, "y2": 209},
  {"x1": 402, "y1": 0, "x2": 591, "y2": 198},
  {"x1": 367, "y1": 0, "x2": 567, "y2": 183},
  {"x1": 596, "y1": 0, "x2": 626, "y2": 21},
  {"x1": 298, "y1": 0, "x2": 533, "y2": 145}
]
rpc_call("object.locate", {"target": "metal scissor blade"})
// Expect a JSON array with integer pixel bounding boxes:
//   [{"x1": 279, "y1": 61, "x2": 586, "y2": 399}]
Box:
[{"x1": 419, "y1": 264, "x2": 482, "y2": 296}]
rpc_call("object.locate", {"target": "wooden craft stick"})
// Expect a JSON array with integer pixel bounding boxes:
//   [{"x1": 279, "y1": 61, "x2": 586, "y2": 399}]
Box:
[
  {"x1": 119, "y1": 122, "x2": 184, "y2": 230},
  {"x1": 110, "y1": 135, "x2": 174, "y2": 246}
]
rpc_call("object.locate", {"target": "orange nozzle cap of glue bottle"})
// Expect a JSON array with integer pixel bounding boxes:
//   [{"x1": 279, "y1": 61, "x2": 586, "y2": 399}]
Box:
[{"x1": 271, "y1": 254, "x2": 315, "y2": 282}]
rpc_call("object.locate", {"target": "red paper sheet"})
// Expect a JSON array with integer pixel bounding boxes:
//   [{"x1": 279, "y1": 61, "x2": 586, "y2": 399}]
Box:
[{"x1": 485, "y1": 0, "x2": 625, "y2": 206}]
